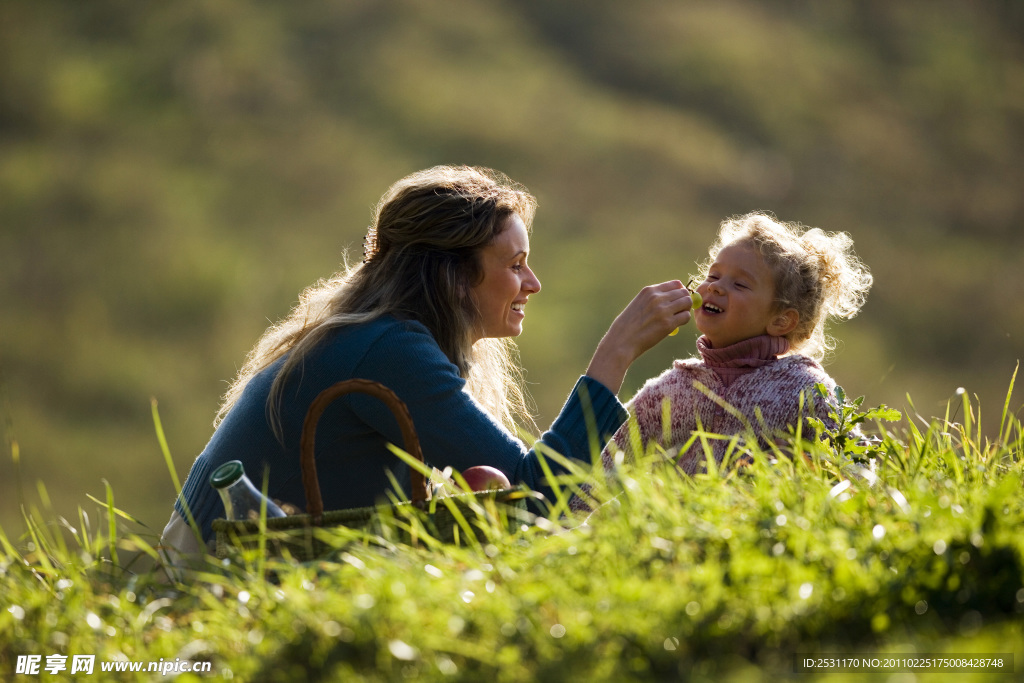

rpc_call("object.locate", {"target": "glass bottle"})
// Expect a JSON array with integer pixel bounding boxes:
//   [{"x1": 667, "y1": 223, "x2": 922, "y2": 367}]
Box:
[{"x1": 209, "y1": 460, "x2": 286, "y2": 522}]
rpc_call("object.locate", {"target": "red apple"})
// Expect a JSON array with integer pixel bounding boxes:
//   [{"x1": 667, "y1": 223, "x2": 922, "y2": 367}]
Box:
[{"x1": 459, "y1": 466, "x2": 511, "y2": 492}]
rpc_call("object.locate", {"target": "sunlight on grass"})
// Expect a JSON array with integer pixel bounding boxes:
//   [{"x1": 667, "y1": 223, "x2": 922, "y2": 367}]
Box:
[{"x1": 2, "y1": 379, "x2": 1023, "y2": 680}]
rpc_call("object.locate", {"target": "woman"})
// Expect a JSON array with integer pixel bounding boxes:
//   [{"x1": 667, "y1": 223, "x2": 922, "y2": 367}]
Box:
[{"x1": 161, "y1": 165, "x2": 696, "y2": 555}]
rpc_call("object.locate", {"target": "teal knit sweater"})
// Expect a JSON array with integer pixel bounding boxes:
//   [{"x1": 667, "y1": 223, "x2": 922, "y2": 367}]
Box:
[{"x1": 175, "y1": 315, "x2": 628, "y2": 541}]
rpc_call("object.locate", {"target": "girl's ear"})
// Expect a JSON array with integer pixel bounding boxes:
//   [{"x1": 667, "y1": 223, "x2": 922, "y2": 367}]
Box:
[{"x1": 767, "y1": 308, "x2": 799, "y2": 337}]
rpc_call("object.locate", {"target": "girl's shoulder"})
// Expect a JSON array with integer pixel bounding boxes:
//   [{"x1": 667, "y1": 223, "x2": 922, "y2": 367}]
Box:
[
  {"x1": 628, "y1": 359, "x2": 711, "y2": 415},
  {"x1": 636, "y1": 358, "x2": 716, "y2": 395},
  {"x1": 766, "y1": 354, "x2": 837, "y2": 389},
  {"x1": 671, "y1": 356, "x2": 713, "y2": 374},
  {"x1": 775, "y1": 353, "x2": 828, "y2": 373}
]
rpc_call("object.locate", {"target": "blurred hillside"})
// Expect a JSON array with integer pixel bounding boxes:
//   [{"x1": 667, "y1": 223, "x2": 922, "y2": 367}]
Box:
[{"x1": 2, "y1": 0, "x2": 1023, "y2": 533}]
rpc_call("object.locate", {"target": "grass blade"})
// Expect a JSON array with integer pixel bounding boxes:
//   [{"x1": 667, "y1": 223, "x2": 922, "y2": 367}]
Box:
[
  {"x1": 151, "y1": 397, "x2": 202, "y2": 547},
  {"x1": 103, "y1": 479, "x2": 119, "y2": 568}
]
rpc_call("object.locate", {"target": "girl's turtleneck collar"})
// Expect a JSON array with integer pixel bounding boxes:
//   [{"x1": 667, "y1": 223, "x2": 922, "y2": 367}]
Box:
[{"x1": 696, "y1": 335, "x2": 791, "y2": 387}]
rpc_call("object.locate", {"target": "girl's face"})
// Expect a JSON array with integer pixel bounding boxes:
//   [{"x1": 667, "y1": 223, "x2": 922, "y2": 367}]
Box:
[
  {"x1": 470, "y1": 214, "x2": 541, "y2": 342},
  {"x1": 694, "y1": 241, "x2": 792, "y2": 348}
]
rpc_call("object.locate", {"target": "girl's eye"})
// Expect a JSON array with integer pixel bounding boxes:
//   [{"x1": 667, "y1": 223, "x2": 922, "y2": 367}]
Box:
[
  {"x1": 512, "y1": 263, "x2": 524, "y2": 272},
  {"x1": 736, "y1": 282, "x2": 748, "y2": 289}
]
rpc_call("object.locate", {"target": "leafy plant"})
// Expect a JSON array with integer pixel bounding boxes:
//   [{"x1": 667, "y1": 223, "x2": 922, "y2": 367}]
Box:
[{"x1": 810, "y1": 383, "x2": 902, "y2": 463}]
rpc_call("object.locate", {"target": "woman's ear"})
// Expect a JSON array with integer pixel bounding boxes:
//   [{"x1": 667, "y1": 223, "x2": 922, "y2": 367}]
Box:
[{"x1": 767, "y1": 308, "x2": 799, "y2": 337}]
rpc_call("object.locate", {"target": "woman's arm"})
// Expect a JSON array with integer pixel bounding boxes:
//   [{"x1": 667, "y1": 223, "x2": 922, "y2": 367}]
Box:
[{"x1": 349, "y1": 322, "x2": 627, "y2": 500}]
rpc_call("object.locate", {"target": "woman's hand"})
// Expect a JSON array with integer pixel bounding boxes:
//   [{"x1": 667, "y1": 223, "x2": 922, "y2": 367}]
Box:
[{"x1": 585, "y1": 281, "x2": 695, "y2": 394}]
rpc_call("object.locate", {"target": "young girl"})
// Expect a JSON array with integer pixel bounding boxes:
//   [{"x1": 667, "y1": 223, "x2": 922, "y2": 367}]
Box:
[{"x1": 601, "y1": 211, "x2": 873, "y2": 477}]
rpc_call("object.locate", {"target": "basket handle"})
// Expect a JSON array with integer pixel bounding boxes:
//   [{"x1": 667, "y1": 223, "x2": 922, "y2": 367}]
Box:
[{"x1": 300, "y1": 378, "x2": 428, "y2": 523}]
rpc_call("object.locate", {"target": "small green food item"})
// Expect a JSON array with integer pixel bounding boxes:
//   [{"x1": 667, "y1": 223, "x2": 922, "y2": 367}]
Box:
[{"x1": 669, "y1": 283, "x2": 702, "y2": 336}]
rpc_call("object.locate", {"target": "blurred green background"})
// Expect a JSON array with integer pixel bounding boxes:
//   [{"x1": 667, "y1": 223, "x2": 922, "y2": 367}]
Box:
[{"x1": 2, "y1": 0, "x2": 1022, "y2": 534}]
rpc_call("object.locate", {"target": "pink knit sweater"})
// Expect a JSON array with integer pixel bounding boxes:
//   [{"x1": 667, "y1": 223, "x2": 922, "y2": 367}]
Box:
[{"x1": 606, "y1": 335, "x2": 839, "y2": 475}]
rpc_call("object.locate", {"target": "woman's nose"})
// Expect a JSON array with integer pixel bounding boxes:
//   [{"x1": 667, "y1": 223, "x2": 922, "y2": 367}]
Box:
[{"x1": 525, "y1": 268, "x2": 541, "y2": 294}]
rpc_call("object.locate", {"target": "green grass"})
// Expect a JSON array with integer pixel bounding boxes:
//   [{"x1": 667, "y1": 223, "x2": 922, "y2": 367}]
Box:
[{"x1": 2, "y1": 376, "x2": 1023, "y2": 682}]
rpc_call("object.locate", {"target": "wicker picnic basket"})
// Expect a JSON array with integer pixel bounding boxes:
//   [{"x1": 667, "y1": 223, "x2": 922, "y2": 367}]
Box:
[{"x1": 212, "y1": 379, "x2": 532, "y2": 561}]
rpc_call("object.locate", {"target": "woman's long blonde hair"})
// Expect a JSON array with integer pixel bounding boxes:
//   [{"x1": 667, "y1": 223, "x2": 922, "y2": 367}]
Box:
[{"x1": 215, "y1": 165, "x2": 539, "y2": 436}]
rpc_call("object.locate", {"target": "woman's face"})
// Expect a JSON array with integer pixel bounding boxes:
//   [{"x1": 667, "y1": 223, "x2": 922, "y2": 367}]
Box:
[
  {"x1": 470, "y1": 214, "x2": 541, "y2": 342},
  {"x1": 693, "y1": 241, "x2": 782, "y2": 348}
]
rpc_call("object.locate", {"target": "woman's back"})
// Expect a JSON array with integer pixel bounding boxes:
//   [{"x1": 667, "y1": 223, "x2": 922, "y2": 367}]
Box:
[{"x1": 176, "y1": 315, "x2": 492, "y2": 540}]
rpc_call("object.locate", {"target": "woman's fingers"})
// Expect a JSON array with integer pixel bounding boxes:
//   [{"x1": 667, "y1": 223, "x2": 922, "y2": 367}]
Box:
[
  {"x1": 586, "y1": 281, "x2": 696, "y2": 395},
  {"x1": 610, "y1": 281, "x2": 692, "y2": 351},
  {"x1": 668, "y1": 283, "x2": 698, "y2": 335},
  {"x1": 636, "y1": 281, "x2": 694, "y2": 333}
]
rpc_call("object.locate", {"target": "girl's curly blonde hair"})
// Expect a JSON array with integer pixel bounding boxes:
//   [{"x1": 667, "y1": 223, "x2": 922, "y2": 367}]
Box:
[{"x1": 701, "y1": 212, "x2": 873, "y2": 361}]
